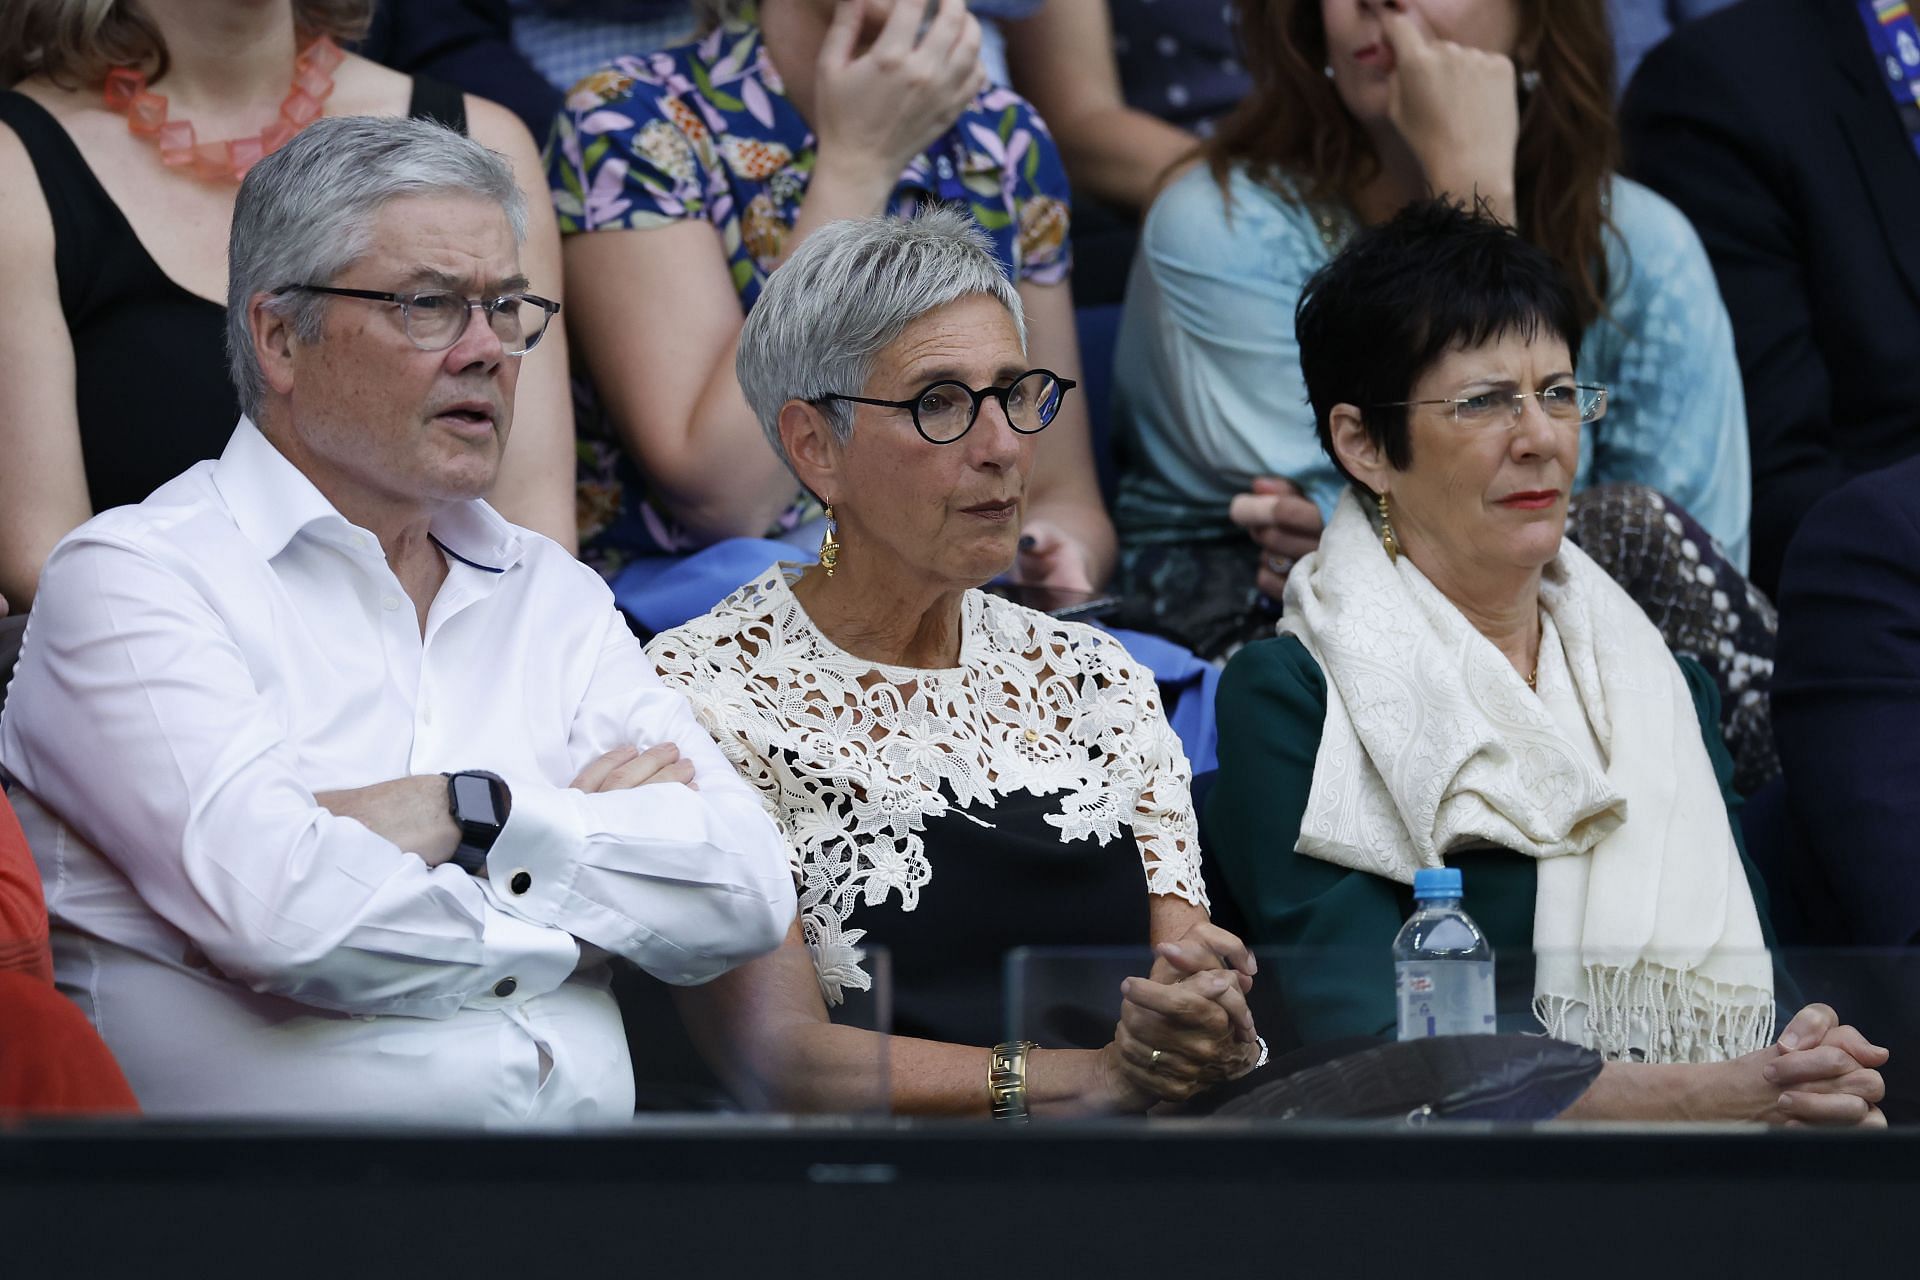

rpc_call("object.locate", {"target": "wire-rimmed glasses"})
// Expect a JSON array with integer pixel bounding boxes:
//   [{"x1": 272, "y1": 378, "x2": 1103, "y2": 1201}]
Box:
[
  {"x1": 1374, "y1": 383, "x2": 1609, "y2": 427},
  {"x1": 818, "y1": 369, "x2": 1077, "y2": 445},
  {"x1": 272, "y1": 285, "x2": 561, "y2": 356}
]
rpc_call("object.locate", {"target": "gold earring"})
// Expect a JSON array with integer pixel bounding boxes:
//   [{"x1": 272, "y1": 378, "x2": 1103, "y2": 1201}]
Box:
[
  {"x1": 819, "y1": 502, "x2": 840, "y2": 577},
  {"x1": 1377, "y1": 491, "x2": 1398, "y2": 564}
]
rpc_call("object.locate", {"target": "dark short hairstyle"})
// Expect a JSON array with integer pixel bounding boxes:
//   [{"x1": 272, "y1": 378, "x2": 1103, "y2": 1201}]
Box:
[{"x1": 1295, "y1": 199, "x2": 1584, "y2": 496}]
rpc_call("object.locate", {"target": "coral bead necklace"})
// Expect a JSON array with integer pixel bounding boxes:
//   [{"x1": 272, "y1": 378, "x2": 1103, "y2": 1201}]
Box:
[{"x1": 101, "y1": 36, "x2": 344, "y2": 183}]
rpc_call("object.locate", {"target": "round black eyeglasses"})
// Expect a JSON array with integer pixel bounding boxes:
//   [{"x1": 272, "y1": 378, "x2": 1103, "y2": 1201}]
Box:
[{"x1": 818, "y1": 369, "x2": 1077, "y2": 445}]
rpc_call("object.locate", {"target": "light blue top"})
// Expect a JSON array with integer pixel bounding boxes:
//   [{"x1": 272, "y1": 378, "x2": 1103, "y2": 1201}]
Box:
[{"x1": 1110, "y1": 164, "x2": 1752, "y2": 571}]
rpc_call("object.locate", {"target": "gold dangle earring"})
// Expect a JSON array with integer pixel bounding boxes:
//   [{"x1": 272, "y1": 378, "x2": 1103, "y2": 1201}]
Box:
[
  {"x1": 1377, "y1": 491, "x2": 1399, "y2": 564},
  {"x1": 819, "y1": 502, "x2": 840, "y2": 577}
]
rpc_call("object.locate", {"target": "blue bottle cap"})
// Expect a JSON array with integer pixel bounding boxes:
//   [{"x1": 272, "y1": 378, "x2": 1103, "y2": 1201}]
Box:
[{"x1": 1412, "y1": 867, "x2": 1463, "y2": 900}]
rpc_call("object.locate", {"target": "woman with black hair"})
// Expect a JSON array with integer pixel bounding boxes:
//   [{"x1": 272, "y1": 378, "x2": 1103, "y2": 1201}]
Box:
[{"x1": 1206, "y1": 200, "x2": 1885, "y2": 1124}]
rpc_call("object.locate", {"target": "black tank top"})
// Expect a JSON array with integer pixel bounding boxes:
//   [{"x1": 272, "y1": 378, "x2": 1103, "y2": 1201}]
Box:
[{"x1": 0, "y1": 79, "x2": 469, "y2": 514}]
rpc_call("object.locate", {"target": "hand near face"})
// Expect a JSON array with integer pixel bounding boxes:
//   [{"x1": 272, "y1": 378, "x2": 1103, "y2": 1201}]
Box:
[
  {"x1": 1011, "y1": 519, "x2": 1096, "y2": 593},
  {"x1": 1228, "y1": 477, "x2": 1324, "y2": 600},
  {"x1": 1379, "y1": 9, "x2": 1520, "y2": 224},
  {"x1": 813, "y1": 0, "x2": 987, "y2": 188}
]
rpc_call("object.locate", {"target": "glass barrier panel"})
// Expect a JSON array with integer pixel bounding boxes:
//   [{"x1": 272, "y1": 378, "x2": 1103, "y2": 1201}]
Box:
[
  {"x1": 621, "y1": 945, "x2": 891, "y2": 1120},
  {"x1": 1006, "y1": 946, "x2": 1920, "y2": 1125}
]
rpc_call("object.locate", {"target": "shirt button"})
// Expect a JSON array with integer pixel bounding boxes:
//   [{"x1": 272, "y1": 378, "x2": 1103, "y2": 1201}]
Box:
[
  {"x1": 509, "y1": 870, "x2": 533, "y2": 896},
  {"x1": 382, "y1": 595, "x2": 401, "y2": 611},
  {"x1": 494, "y1": 977, "x2": 518, "y2": 998}
]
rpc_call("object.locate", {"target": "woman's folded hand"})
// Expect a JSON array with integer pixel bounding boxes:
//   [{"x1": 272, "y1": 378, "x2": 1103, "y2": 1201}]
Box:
[{"x1": 1103, "y1": 968, "x2": 1261, "y2": 1105}]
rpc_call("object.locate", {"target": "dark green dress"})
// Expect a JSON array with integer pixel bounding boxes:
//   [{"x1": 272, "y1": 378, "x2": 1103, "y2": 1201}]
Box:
[{"x1": 1204, "y1": 634, "x2": 1774, "y2": 1045}]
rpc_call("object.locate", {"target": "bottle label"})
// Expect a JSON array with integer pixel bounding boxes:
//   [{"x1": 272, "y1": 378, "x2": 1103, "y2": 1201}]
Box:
[{"x1": 1395, "y1": 959, "x2": 1496, "y2": 1039}]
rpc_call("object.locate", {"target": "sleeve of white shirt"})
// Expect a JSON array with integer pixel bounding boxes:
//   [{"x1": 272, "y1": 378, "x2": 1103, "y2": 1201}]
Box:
[
  {"x1": 0, "y1": 536, "x2": 576, "y2": 1020},
  {"x1": 479, "y1": 600, "x2": 797, "y2": 985}
]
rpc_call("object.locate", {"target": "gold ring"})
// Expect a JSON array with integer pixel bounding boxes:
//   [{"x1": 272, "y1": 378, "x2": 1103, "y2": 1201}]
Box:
[{"x1": 1149, "y1": 1048, "x2": 1164, "y2": 1069}]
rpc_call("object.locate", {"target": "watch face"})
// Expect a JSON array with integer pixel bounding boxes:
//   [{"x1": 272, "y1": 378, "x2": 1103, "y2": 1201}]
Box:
[{"x1": 453, "y1": 773, "x2": 499, "y2": 825}]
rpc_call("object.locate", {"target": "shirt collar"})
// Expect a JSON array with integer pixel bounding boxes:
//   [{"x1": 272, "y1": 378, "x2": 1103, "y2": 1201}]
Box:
[{"x1": 211, "y1": 417, "x2": 527, "y2": 572}]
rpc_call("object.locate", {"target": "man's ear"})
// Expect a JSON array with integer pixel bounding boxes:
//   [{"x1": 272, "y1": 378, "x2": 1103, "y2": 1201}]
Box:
[
  {"x1": 777, "y1": 400, "x2": 844, "y2": 502},
  {"x1": 1328, "y1": 404, "x2": 1390, "y2": 497},
  {"x1": 249, "y1": 293, "x2": 301, "y2": 398}
]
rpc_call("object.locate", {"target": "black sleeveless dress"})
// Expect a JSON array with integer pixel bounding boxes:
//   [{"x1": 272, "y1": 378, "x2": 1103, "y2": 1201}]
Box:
[{"x1": 0, "y1": 79, "x2": 468, "y2": 514}]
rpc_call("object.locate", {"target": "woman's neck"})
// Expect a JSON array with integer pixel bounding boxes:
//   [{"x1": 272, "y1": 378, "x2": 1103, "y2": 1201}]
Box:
[
  {"x1": 137, "y1": 0, "x2": 300, "y2": 120},
  {"x1": 1416, "y1": 553, "x2": 1543, "y2": 680},
  {"x1": 1349, "y1": 122, "x2": 1427, "y2": 226},
  {"x1": 790, "y1": 565, "x2": 969, "y2": 670}
]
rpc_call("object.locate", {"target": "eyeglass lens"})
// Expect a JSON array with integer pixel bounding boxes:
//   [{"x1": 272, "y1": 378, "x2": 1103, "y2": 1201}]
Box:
[
  {"x1": 1453, "y1": 385, "x2": 1606, "y2": 425},
  {"x1": 915, "y1": 371, "x2": 1065, "y2": 442},
  {"x1": 405, "y1": 292, "x2": 551, "y2": 354}
]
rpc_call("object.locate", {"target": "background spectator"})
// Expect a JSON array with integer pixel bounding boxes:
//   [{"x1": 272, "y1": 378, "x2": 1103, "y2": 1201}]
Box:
[
  {"x1": 1108, "y1": 0, "x2": 1754, "y2": 670},
  {"x1": 1607, "y1": 0, "x2": 1737, "y2": 89},
  {"x1": 0, "y1": 0, "x2": 578, "y2": 620},
  {"x1": 1620, "y1": 0, "x2": 1920, "y2": 595},
  {"x1": 356, "y1": 0, "x2": 561, "y2": 139},
  {"x1": 1773, "y1": 455, "x2": 1920, "y2": 948},
  {"x1": 548, "y1": 0, "x2": 1113, "y2": 599},
  {"x1": 0, "y1": 786, "x2": 139, "y2": 1115}
]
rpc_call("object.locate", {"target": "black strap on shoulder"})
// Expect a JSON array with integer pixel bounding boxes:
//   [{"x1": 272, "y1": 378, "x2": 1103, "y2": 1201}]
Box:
[{"x1": 405, "y1": 76, "x2": 469, "y2": 135}]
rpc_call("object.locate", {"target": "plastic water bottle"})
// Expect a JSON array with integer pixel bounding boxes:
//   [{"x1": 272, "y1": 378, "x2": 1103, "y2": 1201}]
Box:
[{"x1": 1393, "y1": 867, "x2": 1496, "y2": 1039}]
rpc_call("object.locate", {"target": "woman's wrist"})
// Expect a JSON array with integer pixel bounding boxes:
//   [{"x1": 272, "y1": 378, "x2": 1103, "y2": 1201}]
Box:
[
  {"x1": 1022, "y1": 1044, "x2": 1155, "y2": 1117},
  {"x1": 807, "y1": 146, "x2": 904, "y2": 212}
]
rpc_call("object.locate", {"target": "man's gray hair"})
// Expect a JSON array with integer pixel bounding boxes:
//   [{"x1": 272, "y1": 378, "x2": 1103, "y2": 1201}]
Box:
[
  {"x1": 735, "y1": 208, "x2": 1026, "y2": 474},
  {"x1": 225, "y1": 115, "x2": 529, "y2": 420}
]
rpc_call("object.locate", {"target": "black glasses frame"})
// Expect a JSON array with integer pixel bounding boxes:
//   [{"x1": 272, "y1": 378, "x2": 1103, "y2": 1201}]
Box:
[
  {"x1": 818, "y1": 369, "x2": 1078, "y2": 445},
  {"x1": 271, "y1": 284, "x2": 562, "y2": 355}
]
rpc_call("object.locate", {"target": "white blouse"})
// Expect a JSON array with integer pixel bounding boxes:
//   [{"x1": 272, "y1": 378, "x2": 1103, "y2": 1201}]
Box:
[{"x1": 647, "y1": 566, "x2": 1207, "y2": 1005}]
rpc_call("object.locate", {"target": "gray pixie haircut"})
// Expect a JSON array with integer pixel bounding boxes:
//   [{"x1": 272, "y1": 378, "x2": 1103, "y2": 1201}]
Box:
[
  {"x1": 226, "y1": 115, "x2": 529, "y2": 419},
  {"x1": 735, "y1": 207, "x2": 1026, "y2": 474}
]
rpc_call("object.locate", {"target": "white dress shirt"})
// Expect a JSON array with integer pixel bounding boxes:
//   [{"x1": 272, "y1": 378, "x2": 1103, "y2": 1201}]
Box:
[{"x1": 0, "y1": 420, "x2": 795, "y2": 1124}]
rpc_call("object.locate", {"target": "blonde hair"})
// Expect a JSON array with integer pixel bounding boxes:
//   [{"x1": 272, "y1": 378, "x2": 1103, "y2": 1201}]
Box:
[{"x1": 1, "y1": 0, "x2": 374, "y2": 89}]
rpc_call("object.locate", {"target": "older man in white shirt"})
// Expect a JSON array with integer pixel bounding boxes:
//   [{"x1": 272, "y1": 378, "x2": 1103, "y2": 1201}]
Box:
[{"x1": 0, "y1": 117, "x2": 795, "y2": 1123}]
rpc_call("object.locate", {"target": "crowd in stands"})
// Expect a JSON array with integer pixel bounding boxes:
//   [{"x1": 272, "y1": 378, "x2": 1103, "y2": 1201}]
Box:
[{"x1": 0, "y1": 0, "x2": 1912, "y2": 1127}]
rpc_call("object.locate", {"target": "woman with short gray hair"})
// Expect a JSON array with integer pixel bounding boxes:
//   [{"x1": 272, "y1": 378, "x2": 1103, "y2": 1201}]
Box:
[{"x1": 648, "y1": 210, "x2": 1261, "y2": 1117}]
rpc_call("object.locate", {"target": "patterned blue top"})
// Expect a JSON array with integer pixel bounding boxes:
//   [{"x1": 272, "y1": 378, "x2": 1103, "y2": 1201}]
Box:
[
  {"x1": 544, "y1": 14, "x2": 1072, "y2": 569},
  {"x1": 1110, "y1": 163, "x2": 1752, "y2": 571}
]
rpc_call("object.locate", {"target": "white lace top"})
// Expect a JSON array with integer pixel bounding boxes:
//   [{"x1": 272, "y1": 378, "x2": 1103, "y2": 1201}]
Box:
[{"x1": 646, "y1": 566, "x2": 1207, "y2": 1005}]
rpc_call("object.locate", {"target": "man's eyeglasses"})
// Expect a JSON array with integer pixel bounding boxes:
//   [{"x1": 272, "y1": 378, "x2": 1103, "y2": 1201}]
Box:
[
  {"x1": 1374, "y1": 383, "x2": 1609, "y2": 427},
  {"x1": 271, "y1": 285, "x2": 561, "y2": 356},
  {"x1": 818, "y1": 369, "x2": 1077, "y2": 445}
]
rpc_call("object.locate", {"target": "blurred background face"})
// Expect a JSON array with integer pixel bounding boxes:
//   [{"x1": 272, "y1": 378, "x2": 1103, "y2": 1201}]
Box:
[
  {"x1": 825, "y1": 293, "x2": 1036, "y2": 591},
  {"x1": 1321, "y1": 0, "x2": 1523, "y2": 122},
  {"x1": 1382, "y1": 329, "x2": 1579, "y2": 581}
]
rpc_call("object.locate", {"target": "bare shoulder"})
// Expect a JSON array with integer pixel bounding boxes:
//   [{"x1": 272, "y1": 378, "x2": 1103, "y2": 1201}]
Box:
[
  {"x1": 329, "y1": 52, "x2": 415, "y2": 118},
  {"x1": 463, "y1": 95, "x2": 544, "y2": 163},
  {"x1": 0, "y1": 112, "x2": 56, "y2": 268}
]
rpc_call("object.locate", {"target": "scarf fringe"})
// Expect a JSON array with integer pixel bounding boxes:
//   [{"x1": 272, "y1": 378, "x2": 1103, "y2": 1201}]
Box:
[{"x1": 1533, "y1": 963, "x2": 1775, "y2": 1064}]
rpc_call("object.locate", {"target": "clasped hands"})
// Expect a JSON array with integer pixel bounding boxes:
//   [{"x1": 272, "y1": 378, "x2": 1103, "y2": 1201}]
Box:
[
  {"x1": 1100, "y1": 922, "x2": 1263, "y2": 1110},
  {"x1": 1736, "y1": 1002, "x2": 1888, "y2": 1128}
]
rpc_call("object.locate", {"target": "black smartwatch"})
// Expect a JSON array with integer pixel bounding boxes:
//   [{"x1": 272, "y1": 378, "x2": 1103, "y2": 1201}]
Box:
[{"x1": 444, "y1": 770, "x2": 511, "y2": 874}]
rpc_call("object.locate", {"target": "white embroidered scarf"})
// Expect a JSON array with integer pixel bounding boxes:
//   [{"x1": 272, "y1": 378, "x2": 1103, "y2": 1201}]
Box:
[{"x1": 1280, "y1": 491, "x2": 1773, "y2": 1062}]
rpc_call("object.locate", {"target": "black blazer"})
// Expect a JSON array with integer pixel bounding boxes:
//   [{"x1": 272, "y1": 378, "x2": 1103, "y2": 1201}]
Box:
[
  {"x1": 1621, "y1": 0, "x2": 1920, "y2": 595},
  {"x1": 1772, "y1": 454, "x2": 1920, "y2": 946}
]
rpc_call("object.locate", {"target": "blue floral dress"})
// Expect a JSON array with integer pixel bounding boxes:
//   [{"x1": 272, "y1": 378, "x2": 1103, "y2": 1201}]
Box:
[{"x1": 546, "y1": 15, "x2": 1073, "y2": 573}]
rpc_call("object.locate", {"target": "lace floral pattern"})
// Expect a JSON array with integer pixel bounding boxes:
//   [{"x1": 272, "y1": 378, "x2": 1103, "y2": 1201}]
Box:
[{"x1": 646, "y1": 566, "x2": 1205, "y2": 1005}]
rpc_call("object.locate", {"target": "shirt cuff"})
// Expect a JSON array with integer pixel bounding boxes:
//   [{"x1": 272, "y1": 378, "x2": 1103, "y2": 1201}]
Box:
[
  {"x1": 484, "y1": 780, "x2": 586, "y2": 927},
  {"x1": 461, "y1": 893, "x2": 579, "y2": 1011}
]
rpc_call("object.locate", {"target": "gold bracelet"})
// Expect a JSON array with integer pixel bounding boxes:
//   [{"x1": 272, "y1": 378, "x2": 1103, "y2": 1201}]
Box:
[{"x1": 988, "y1": 1040, "x2": 1039, "y2": 1123}]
